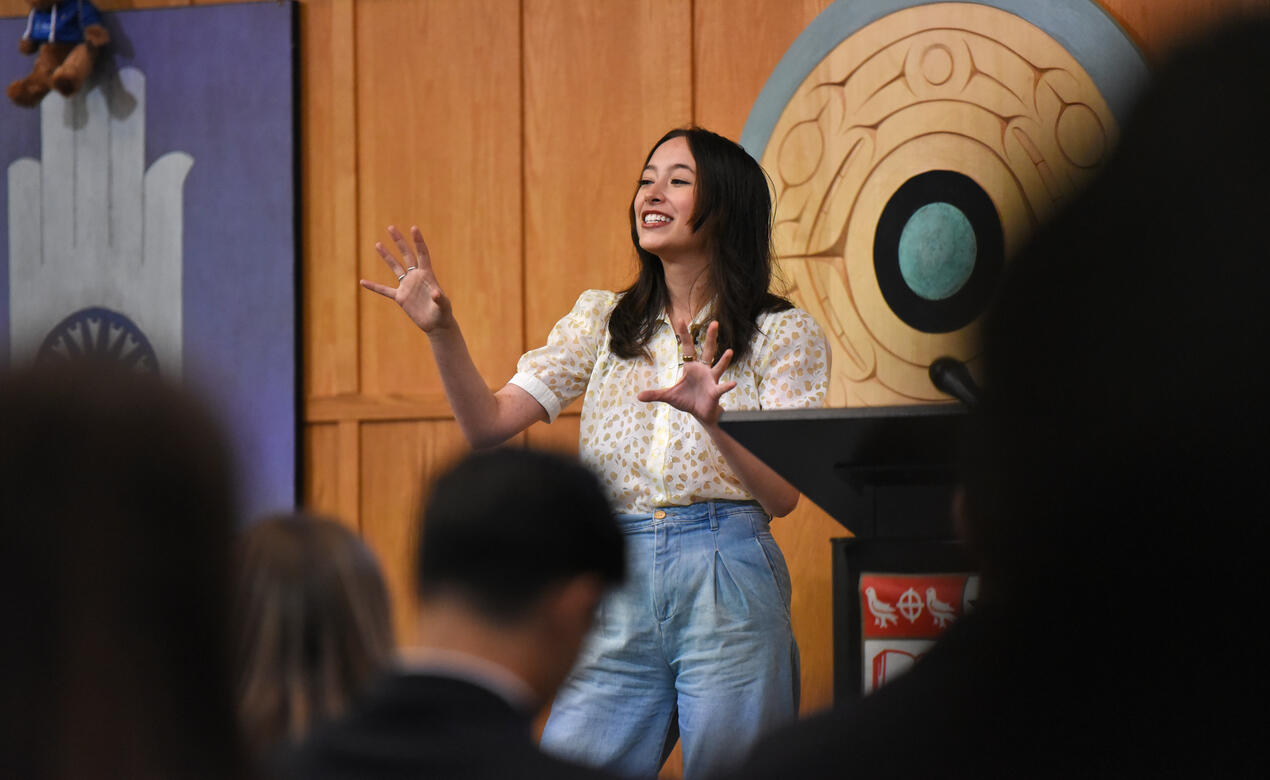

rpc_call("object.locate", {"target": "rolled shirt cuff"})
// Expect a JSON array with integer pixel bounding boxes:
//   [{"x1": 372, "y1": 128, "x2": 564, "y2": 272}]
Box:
[{"x1": 508, "y1": 372, "x2": 561, "y2": 422}]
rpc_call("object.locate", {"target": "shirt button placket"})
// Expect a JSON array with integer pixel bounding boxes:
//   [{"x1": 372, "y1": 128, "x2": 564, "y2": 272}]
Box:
[{"x1": 649, "y1": 327, "x2": 676, "y2": 506}]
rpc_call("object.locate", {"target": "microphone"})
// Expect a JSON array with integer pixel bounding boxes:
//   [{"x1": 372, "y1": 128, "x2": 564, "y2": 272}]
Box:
[{"x1": 929, "y1": 357, "x2": 982, "y2": 408}]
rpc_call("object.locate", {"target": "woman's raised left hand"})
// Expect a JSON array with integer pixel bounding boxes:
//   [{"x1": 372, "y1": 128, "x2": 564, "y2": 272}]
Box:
[{"x1": 637, "y1": 320, "x2": 737, "y2": 425}]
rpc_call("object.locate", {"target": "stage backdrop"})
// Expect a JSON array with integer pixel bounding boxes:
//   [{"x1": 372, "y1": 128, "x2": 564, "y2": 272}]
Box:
[{"x1": 1, "y1": 1, "x2": 296, "y2": 519}]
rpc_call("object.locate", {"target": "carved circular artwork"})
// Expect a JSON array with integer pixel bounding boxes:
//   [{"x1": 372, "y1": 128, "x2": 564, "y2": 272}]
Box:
[
  {"x1": 38, "y1": 307, "x2": 160, "y2": 374},
  {"x1": 743, "y1": 1, "x2": 1148, "y2": 406}
]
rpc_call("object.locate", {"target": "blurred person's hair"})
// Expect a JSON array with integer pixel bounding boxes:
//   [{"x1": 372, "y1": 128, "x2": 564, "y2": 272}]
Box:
[
  {"x1": 233, "y1": 512, "x2": 394, "y2": 755},
  {"x1": 0, "y1": 359, "x2": 244, "y2": 780},
  {"x1": 417, "y1": 447, "x2": 625, "y2": 623}
]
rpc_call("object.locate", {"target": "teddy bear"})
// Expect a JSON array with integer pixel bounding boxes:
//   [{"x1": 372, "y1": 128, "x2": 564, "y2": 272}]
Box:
[{"x1": 7, "y1": 0, "x2": 110, "y2": 108}]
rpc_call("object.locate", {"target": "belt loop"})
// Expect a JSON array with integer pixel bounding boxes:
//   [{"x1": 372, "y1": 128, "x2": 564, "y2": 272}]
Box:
[{"x1": 708, "y1": 501, "x2": 719, "y2": 531}]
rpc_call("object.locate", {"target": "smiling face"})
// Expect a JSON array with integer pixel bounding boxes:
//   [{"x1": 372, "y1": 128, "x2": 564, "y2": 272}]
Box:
[{"x1": 632, "y1": 136, "x2": 706, "y2": 260}]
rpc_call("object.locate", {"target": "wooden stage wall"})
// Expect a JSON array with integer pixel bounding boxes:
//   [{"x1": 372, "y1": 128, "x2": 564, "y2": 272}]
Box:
[{"x1": 4, "y1": 0, "x2": 1265, "y2": 775}]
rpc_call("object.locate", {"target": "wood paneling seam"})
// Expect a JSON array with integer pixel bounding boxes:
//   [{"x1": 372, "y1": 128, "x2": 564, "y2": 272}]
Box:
[
  {"x1": 332, "y1": 0, "x2": 359, "y2": 528},
  {"x1": 690, "y1": 0, "x2": 697, "y2": 123},
  {"x1": 333, "y1": 0, "x2": 359, "y2": 396},
  {"x1": 519, "y1": 0, "x2": 529, "y2": 356}
]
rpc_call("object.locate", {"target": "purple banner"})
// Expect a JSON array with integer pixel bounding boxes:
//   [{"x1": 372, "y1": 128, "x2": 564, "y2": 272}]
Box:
[{"x1": 2, "y1": 1, "x2": 297, "y2": 518}]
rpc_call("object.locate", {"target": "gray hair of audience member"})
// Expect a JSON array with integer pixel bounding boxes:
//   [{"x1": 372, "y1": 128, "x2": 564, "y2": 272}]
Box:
[
  {"x1": 0, "y1": 359, "x2": 244, "y2": 780},
  {"x1": 416, "y1": 447, "x2": 625, "y2": 623},
  {"x1": 233, "y1": 511, "x2": 394, "y2": 755}
]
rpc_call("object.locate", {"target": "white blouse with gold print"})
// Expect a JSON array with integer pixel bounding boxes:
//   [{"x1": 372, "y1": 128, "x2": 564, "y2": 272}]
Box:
[{"x1": 509, "y1": 290, "x2": 830, "y2": 514}]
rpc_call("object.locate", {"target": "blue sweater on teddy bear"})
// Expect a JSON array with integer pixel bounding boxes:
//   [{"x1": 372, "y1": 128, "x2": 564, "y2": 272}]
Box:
[{"x1": 22, "y1": 0, "x2": 104, "y2": 45}]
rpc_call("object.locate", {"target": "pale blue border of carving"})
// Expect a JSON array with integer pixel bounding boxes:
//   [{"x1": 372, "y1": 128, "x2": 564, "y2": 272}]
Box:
[{"x1": 740, "y1": 0, "x2": 1151, "y2": 159}]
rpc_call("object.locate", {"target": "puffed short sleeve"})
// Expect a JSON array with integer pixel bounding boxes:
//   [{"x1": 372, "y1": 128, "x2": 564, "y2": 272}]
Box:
[
  {"x1": 753, "y1": 308, "x2": 831, "y2": 410},
  {"x1": 508, "y1": 290, "x2": 617, "y2": 422}
]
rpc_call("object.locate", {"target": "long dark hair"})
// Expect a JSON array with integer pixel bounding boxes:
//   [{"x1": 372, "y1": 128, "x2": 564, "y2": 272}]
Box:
[{"x1": 610, "y1": 127, "x2": 790, "y2": 362}]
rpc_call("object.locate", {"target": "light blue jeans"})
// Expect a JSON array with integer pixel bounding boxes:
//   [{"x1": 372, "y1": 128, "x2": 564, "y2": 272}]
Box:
[{"x1": 540, "y1": 500, "x2": 800, "y2": 779}]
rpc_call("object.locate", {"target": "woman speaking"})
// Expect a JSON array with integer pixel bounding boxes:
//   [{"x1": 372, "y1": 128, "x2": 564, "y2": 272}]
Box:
[{"x1": 362, "y1": 127, "x2": 828, "y2": 779}]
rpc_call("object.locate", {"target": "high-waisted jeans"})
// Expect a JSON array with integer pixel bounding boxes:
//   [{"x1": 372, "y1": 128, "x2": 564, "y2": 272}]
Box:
[{"x1": 540, "y1": 500, "x2": 799, "y2": 779}]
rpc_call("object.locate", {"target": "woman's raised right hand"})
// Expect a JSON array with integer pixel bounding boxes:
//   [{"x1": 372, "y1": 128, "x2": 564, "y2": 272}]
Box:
[{"x1": 360, "y1": 225, "x2": 453, "y2": 333}]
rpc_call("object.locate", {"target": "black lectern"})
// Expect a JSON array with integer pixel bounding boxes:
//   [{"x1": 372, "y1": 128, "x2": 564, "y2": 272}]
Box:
[
  {"x1": 719, "y1": 404, "x2": 976, "y2": 702},
  {"x1": 718, "y1": 404, "x2": 968, "y2": 538}
]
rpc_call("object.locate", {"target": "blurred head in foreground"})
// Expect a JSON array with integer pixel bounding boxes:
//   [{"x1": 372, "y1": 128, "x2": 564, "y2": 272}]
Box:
[
  {"x1": 234, "y1": 512, "x2": 394, "y2": 757},
  {"x1": 727, "y1": 18, "x2": 1270, "y2": 780},
  {"x1": 966, "y1": 17, "x2": 1270, "y2": 609},
  {"x1": 280, "y1": 451, "x2": 627, "y2": 780},
  {"x1": 958, "y1": 15, "x2": 1270, "y2": 767},
  {"x1": 0, "y1": 359, "x2": 244, "y2": 780},
  {"x1": 415, "y1": 446, "x2": 625, "y2": 707}
]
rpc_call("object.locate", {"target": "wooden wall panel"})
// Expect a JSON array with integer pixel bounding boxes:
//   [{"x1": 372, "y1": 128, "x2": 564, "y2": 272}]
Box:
[
  {"x1": 354, "y1": 0, "x2": 523, "y2": 397},
  {"x1": 302, "y1": 0, "x2": 360, "y2": 401},
  {"x1": 693, "y1": 0, "x2": 835, "y2": 138},
  {"x1": 359, "y1": 418, "x2": 471, "y2": 642},
  {"x1": 1100, "y1": 0, "x2": 1270, "y2": 63},
  {"x1": 299, "y1": 0, "x2": 364, "y2": 535},
  {"x1": 523, "y1": 0, "x2": 693, "y2": 350},
  {"x1": 302, "y1": 421, "x2": 343, "y2": 520}
]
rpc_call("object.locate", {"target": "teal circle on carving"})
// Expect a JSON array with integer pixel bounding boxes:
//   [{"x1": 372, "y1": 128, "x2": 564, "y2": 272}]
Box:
[{"x1": 898, "y1": 202, "x2": 976, "y2": 300}]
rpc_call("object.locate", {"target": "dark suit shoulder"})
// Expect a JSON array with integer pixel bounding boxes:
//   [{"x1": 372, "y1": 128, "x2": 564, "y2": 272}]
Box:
[{"x1": 276, "y1": 672, "x2": 625, "y2": 780}]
